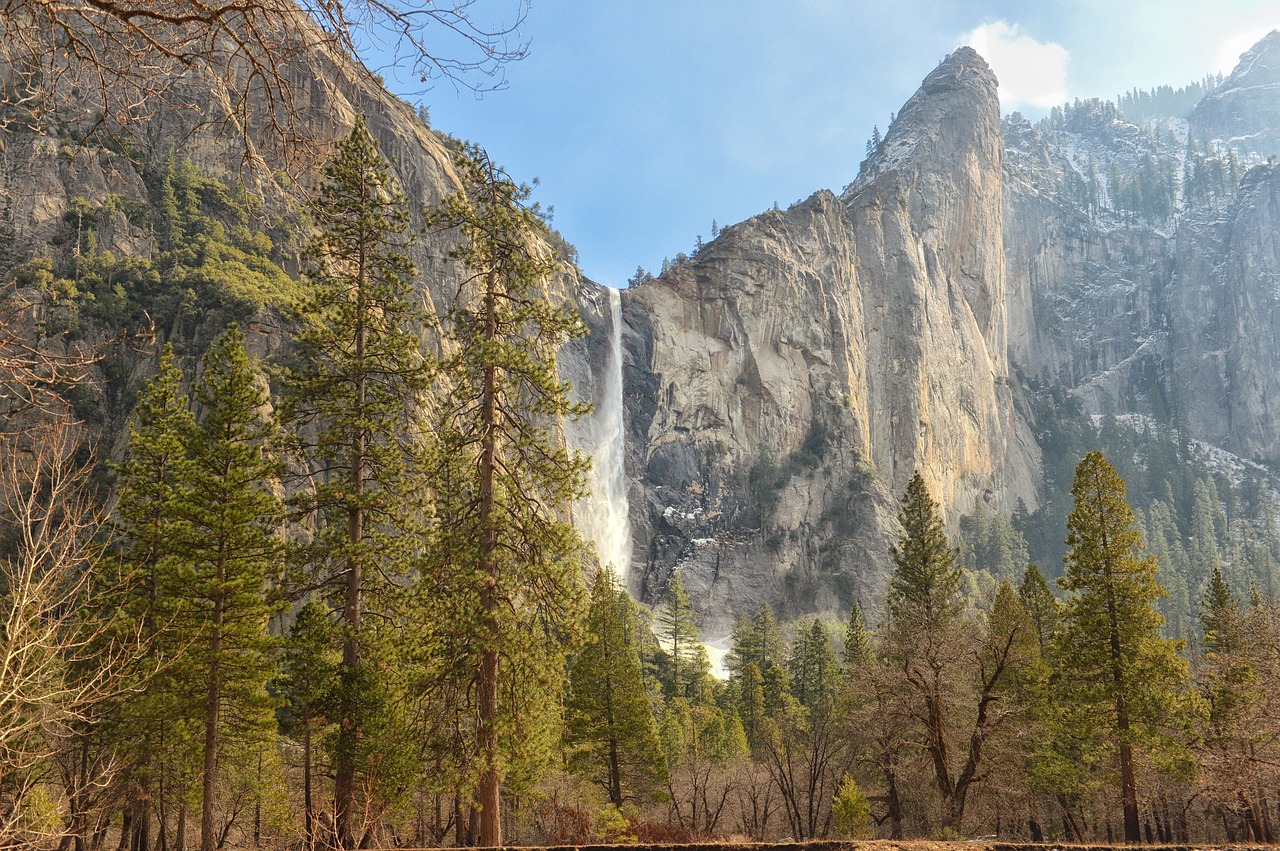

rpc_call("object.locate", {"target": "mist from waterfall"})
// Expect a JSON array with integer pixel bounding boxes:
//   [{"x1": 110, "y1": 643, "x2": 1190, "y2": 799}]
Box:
[{"x1": 577, "y1": 286, "x2": 633, "y2": 584}]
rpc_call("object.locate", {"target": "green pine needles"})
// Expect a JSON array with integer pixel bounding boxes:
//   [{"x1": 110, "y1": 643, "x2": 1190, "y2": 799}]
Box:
[
  {"x1": 888, "y1": 471, "x2": 963, "y2": 628},
  {"x1": 423, "y1": 143, "x2": 590, "y2": 847},
  {"x1": 282, "y1": 117, "x2": 433, "y2": 848},
  {"x1": 565, "y1": 569, "x2": 667, "y2": 806},
  {"x1": 116, "y1": 328, "x2": 286, "y2": 851},
  {"x1": 1055, "y1": 451, "x2": 1196, "y2": 844}
]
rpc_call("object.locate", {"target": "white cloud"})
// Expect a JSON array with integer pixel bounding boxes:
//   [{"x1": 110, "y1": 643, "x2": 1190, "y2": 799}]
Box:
[{"x1": 963, "y1": 21, "x2": 1069, "y2": 112}]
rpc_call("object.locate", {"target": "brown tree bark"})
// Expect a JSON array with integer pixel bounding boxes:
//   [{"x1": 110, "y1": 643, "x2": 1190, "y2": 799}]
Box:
[
  {"x1": 475, "y1": 269, "x2": 501, "y2": 847},
  {"x1": 199, "y1": 591, "x2": 222, "y2": 851},
  {"x1": 334, "y1": 241, "x2": 368, "y2": 850}
]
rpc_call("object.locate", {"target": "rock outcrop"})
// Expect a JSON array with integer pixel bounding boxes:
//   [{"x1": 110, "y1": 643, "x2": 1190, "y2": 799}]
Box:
[
  {"x1": 1167, "y1": 164, "x2": 1280, "y2": 463},
  {"x1": 1191, "y1": 31, "x2": 1280, "y2": 157},
  {"x1": 1000, "y1": 110, "x2": 1175, "y2": 406},
  {"x1": 621, "y1": 49, "x2": 1039, "y2": 631}
]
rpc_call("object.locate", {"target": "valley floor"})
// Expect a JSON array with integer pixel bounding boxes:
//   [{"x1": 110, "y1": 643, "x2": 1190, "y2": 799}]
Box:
[{"x1": 380, "y1": 843, "x2": 1278, "y2": 851}]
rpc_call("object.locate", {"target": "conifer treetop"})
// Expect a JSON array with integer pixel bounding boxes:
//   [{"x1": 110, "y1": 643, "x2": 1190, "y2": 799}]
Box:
[{"x1": 888, "y1": 471, "x2": 962, "y2": 627}]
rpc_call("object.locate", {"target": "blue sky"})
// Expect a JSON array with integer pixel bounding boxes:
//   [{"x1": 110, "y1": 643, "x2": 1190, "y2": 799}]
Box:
[{"x1": 376, "y1": 2, "x2": 1280, "y2": 287}]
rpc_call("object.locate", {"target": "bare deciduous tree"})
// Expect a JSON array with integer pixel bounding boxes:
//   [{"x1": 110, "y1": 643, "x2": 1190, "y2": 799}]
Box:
[
  {"x1": 0, "y1": 285, "x2": 98, "y2": 432},
  {"x1": 0, "y1": 420, "x2": 141, "y2": 849}
]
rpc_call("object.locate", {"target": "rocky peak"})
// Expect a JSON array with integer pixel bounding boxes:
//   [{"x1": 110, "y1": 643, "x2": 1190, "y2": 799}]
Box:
[
  {"x1": 1225, "y1": 29, "x2": 1280, "y2": 86},
  {"x1": 901, "y1": 46, "x2": 998, "y2": 123},
  {"x1": 847, "y1": 46, "x2": 998, "y2": 195},
  {"x1": 1191, "y1": 30, "x2": 1280, "y2": 155},
  {"x1": 621, "y1": 45, "x2": 1038, "y2": 630}
]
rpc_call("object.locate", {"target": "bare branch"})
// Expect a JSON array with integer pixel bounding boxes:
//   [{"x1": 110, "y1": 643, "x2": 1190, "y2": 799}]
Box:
[{"x1": 0, "y1": 419, "x2": 144, "y2": 847}]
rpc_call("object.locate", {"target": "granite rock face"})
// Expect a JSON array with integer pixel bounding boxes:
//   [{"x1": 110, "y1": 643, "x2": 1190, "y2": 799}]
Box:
[
  {"x1": 13, "y1": 25, "x2": 1280, "y2": 633},
  {"x1": 622, "y1": 49, "x2": 1040, "y2": 631},
  {"x1": 1191, "y1": 31, "x2": 1280, "y2": 158},
  {"x1": 1167, "y1": 165, "x2": 1280, "y2": 463},
  {"x1": 997, "y1": 33, "x2": 1280, "y2": 470},
  {"x1": 1000, "y1": 111, "x2": 1175, "y2": 408}
]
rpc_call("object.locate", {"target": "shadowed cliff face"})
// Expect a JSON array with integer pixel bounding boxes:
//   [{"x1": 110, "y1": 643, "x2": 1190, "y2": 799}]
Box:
[
  {"x1": 621, "y1": 48, "x2": 1040, "y2": 630},
  {"x1": 998, "y1": 33, "x2": 1280, "y2": 473},
  {"x1": 1167, "y1": 164, "x2": 1280, "y2": 464}
]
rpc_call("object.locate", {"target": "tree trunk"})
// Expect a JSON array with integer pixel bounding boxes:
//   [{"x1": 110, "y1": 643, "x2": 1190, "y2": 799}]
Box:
[
  {"x1": 1106, "y1": 558, "x2": 1140, "y2": 844},
  {"x1": 253, "y1": 750, "x2": 262, "y2": 847},
  {"x1": 1117, "y1": 736, "x2": 1139, "y2": 842},
  {"x1": 883, "y1": 751, "x2": 903, "y2": 840},
  {"x1": 200, "y1": 591, "x2": 223, "y2": 851},
  {"x1": 335, "y1": 224, "x2": 369, "y2": 851},
  {"x1": 476, "y1": 598, "x2": 500, "y2": 846},
  {"x1": 134, "y1": 797, "x2": 150, "y2": 851},
  {"x1": 607, "y1": 738, "x2": 623, "y2": 807},
  {"x1": 923, "y1": 683, "x2": 954, "y2": 823},
  {"x1": 304, "y1": 726, "x2": 314, "y2": 850},
  {"x1": 155, "y1": 778, "x2": 168, "y2": 851},
  {"x1": 1057, "y1": 794, "x2": 1081, "y2": 842},
  {"x1": 475, "y1": 269, "x2": 502, "y2": 847},
  {"x1": 1153, "y1": 797, "x2": 1168, "y2": 843},
  {"x1": 1256, "y1": 788, "x2": 1275, "y2": 842}
]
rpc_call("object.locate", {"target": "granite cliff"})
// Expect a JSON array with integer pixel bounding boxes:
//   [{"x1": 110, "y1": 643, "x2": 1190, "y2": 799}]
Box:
[{"x1": 621, "y1": 49, "x2": 1039, "y2": 629}]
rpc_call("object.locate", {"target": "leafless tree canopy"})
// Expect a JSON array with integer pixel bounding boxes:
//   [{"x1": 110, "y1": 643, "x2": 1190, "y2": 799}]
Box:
[
  {"x1": 0, "y1": 284, "x2": 98, "y2": 432},
  {"x1": 0, "y1": 420, "x2": 142, "y2": 848},
  {"x1": 0, "y1": 1, "x2": 528, "y2": 166}
]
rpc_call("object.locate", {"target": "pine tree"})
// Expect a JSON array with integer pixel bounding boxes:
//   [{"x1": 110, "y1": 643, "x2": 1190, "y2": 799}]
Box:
[
  {"x1": 1148, "y1": 499, "x2": 1194, "y2": 640},
  {"x1": 424, "y1": 144, "x2": 590, "y2": 846},
  {"x1": 282, "y1": 118, "x2": 432, "y2": 847},
  {"x1": 727, "y1": 603, "x2": 785, "y2": 684},
  {"x1": 1201, "y1": 566, "x2": 1235, "y2": 653},
  {"x1": 565, "y1": 570, "x2": 666, "y2": 806},
  {"x1": 117, "y1": 344, "x2": 195, "y2": 617},
  {"x1": 279, "y1": 601, "x2": 339, "y2": 850},
  {"x1": 1055, "y1": 451, "x2": 1195, "y2": 844},
  {"x1": 888, "y1": 471, "x2": 962, "y2": 628},
  {"x1": 113, "y1": 343, "x2": 199, "y2": 842},
  {"x1": 831, "y1": 775, "x2": 872, "y2": 837},
  {"x1": 842, "y1": 604, "x2": 869, "y2": 667},
  {"x1": 1018, "y1": 565, "x2": 1059, "y2": 652},
  {"x1": 883, "y1": 471, "x2": 1016, "y2": 830},
  {"x1": 1191, "y1": 478, "x2": 1224, "y2": 590},
  {"x1": 177, "y1": 325, "x2": 286, "y2": 851},
  {"x1": 1196, "y1": 565, "x2": 1273, "y2": 839},
  {"x1": 658, "y1": 571, "x2": 703, "y2": 700},
  {"x1": 788, "y1": 619, "x2": 838, "y2": 711},
  {"x1": 986, "y1": 580, "x2": 1049, "y2": 729},
  {"x1": 961, "y1": 505, "x2": 1030, "y2": 585}
]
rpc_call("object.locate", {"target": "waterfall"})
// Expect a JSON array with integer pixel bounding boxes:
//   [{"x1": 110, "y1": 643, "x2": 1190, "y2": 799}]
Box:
[{"x1": 576, "y1": 287, "x2": 633, "y2": 583}]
